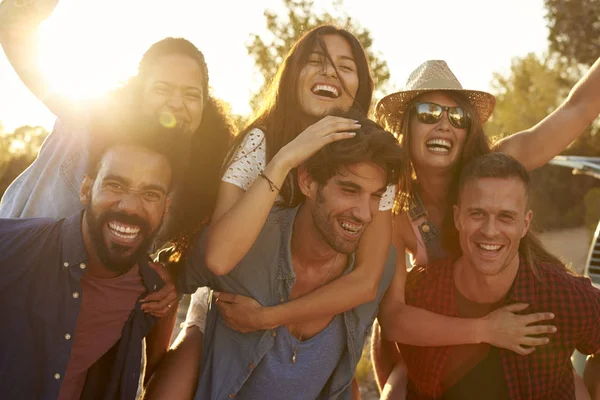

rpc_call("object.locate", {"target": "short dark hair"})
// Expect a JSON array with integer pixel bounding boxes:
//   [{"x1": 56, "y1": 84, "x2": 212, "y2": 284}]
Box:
[
  {"x1": 86, "y1": 111, "x2": 189, "y2": 191},
  {"x1": 456, "y1": 152, "x2": 570, "y2": 278},
  {"x1": 302, "y1": 108, "x2": 405, "y2": 191},
  {"x1": 458, "y1": 152, "x2": 531, "y2": 202}
]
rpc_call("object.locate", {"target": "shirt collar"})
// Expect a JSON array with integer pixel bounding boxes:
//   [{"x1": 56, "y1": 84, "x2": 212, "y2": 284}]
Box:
[
  {"x1": 61, "y1": 211, "x2": 89, "y2": 270},
  {"x1": 61, "y1": 210, "x2": 163, "y2": 291}
]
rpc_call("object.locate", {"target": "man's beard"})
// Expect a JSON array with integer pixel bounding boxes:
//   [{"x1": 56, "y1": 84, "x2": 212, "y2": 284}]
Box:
[
  {"x1": 311, "y1": 187, "x2": 362, "y2": 255},
  {"x1": 85, "y1": 205, "x2": 159, "y2": 275}
]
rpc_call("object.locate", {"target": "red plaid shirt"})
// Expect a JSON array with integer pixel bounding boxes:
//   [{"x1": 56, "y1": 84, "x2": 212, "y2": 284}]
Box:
[{"x1": 399, "y1": 257, "x2": 600, "y2": 399}]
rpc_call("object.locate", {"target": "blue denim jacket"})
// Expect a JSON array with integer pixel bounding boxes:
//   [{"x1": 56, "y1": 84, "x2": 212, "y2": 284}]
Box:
[
  {"x1": 179, "y1": 206, "x2": 397, "y2": 400},
  {"x1": 0, "y1": 212, "x2": 163, "y2": 400},
  {"x1": 0, "y1": 119, "x2": 88, "y2": 218}
]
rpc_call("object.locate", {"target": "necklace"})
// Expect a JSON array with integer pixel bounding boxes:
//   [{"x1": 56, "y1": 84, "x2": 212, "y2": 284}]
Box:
[{"x1": 290, "y1": 252, "x2": 339, "y2": 363}]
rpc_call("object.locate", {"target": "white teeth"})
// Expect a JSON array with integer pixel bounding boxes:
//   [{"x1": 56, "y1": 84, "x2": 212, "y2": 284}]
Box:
[
  {"x1": 340, "y1": 221, "x2": 361, "y2": 235},
  {"x1": 426, "y1": 138, "x2": 452, "y2": 154},
  {"x1": 108, "y1": 221, "x2": 141, "y2": 239},
  {"x1": 426, "y1": 138, "x2": 452, "y2": 152},
  {"x1": 478, "y1": 243, "x2": 502, "y2": 251},
  {"x1": 312, "y1": 84, "x2": 339, "y2": 98}
]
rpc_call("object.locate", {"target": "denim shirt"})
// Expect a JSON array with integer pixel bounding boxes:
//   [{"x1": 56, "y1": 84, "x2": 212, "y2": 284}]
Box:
[
  {"x1": 179, "y1": 206, "x2": 397, "y2": 400},
  {"x1": 0, "y1": 119, "x2": 88, "y2": 218},
  {"x1": 0, "y1": 212, "x2": 164, "y2": 400}
]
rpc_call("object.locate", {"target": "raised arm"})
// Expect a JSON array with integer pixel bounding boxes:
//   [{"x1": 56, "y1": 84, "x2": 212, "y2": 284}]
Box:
[
  {"x1": 0, "y1": 0, "x2": 84, "y2": 120},
  {"x1": 204, "y1": 116, "x2": 360, "y2": 275},
  {"x1": 496, "y1": 57, "x2": 600, "y2": 171}
]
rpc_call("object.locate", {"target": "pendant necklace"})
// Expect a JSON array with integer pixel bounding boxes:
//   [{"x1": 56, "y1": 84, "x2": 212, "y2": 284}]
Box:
[{"x1": 290, "y1": 252, "x2": 338, "y2": 363}]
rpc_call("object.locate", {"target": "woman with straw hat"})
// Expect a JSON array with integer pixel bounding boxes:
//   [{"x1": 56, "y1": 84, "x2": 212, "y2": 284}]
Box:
[{"x1": 373, "y1": 58, "x2": 600, "y2": 399}]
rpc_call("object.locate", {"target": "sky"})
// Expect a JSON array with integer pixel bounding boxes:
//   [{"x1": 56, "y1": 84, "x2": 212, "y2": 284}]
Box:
[{"x1": 0, "y1": 0, "x2": 550, "y2": 131}]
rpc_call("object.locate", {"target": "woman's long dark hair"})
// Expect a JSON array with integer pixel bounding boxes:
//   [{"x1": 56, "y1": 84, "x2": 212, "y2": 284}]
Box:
[
  {"x1": 100, "y1": 38, "x2": 235, "y2": 255},
  {"x1": 385, "y1": 91, "x2": 491, "y2": 214},
  {"x1": 224, "y1": 25, "x2": 374, "y2": 205}
]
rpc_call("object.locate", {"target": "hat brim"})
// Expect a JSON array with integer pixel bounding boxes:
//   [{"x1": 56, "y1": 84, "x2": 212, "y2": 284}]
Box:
[{"x1": 376, "y1": 88, "x2": 496, "y2": 129}]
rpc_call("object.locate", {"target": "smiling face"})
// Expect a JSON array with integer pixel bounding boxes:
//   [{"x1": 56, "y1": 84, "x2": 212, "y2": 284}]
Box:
[
  {"x1": 296, "y1": 34, "x2": 359, "y2": 118},
  {"x1": 141, "y1": 53, "x2": 206, "y2": 135},
  {"x1": 81, "y1": 145, "x2": 172, "y2": 274},
  {"x1": 409, "y1": 91, "x2": 470, "y2": 172},
  {"x1": 453, "y1": 176, "x2": 532, "y2": 277},
  {"x1": 302, "y1": 162, "x2": 387, "y2": 254}
]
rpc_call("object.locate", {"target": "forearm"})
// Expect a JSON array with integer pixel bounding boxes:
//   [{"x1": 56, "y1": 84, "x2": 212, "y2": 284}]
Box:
[
  {"x1": 379, "y1": 302, "x2": 482, "y2": 346},
  {"x1": 205, "y1": 155, "x2": 291, "y2": 275},
  {"x1": 584, "y1": 353, "x2": 600, "y2": 399},
  {"x1": 262, "y1": 265, "x2": 382, "y2": 328},
  {"x1": 497, "y1": 57, "x2": 600, "y2": 171},
  {"x1": 0, "y1": 25, "x2": 48, "y2": 99},
  {"x1": 567, "y1": 57, "x2": 600, "y2": 121},
  {"x1": 260, "y1": 213, "x2": 391, "y2": 328}
]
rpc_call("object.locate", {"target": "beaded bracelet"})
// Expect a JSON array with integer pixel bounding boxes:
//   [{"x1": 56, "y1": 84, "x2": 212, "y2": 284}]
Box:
[{"x1": 259, "y1": 171, "x2": 281, "y2": 193}]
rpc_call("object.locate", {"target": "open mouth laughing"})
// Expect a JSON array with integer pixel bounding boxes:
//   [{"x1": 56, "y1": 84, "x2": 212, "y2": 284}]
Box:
[
  {"x1": 338, "y1": 219, "x2": 363, "y2": 237},
  {"x1": 426, "y1": 138, "x2": 453, "y2": 154},
  {"x1": 105, "y1": 219, "x2": 144, "y2": 246},
  {"x1": 475, "y1": 242, "x2": 505, "y2": 258},
  {"x1": 311, "y1": 83, "x2": 340, "y2": 99}
]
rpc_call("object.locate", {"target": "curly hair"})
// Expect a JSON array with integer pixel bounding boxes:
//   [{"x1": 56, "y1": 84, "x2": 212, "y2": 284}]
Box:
[{"x1": 101, "y1": 37, "x2": 235, "y2": 252}]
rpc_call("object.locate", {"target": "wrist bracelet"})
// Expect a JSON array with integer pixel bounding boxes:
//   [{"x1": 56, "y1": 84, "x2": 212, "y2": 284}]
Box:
[{"x1": 259, "y1": 171, "x2": 281, "y2": 193}]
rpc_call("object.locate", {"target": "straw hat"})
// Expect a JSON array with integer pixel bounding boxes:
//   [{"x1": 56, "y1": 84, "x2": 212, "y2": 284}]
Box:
[{"x1": 376, "y1": 60, "x2": 496, "y2": 128}]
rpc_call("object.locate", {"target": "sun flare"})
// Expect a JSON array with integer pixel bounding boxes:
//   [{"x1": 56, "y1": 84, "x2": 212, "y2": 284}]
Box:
[{"x1": 35, "y1": 5, "x2": 142, "y2": 101}]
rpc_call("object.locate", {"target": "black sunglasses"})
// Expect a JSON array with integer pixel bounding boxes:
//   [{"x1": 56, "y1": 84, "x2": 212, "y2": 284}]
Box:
[{"x1": 412, "y1": 102, "x2": 472, "y2": 129}]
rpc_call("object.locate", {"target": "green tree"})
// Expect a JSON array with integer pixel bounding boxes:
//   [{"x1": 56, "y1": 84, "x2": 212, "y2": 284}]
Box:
[
  {"x1": 0, "y1": 125, "x2": 48, "y2": 196},
  {"x1": 544, "y1": 0, "x2": 599, "y2": 66},
  {"x1": 246, "y1": 0, "x2": 390, "y2": 111},
  {"x1": 486, "y1": 52, "x2": 600, "y2": 230},
  {"x1": 486, "y1": 52, "x2": 578, "y2": 140}
]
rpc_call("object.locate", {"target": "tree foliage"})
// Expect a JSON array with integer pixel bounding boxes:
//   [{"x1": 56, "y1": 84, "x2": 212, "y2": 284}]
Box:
[
  {"x1": 486, "y1": 52, "x2": 600, "y2": 230},
  {"x1": 544, "y1": 0, "x2": 600, "y2": 66},
  {"x1": 246, "y1": 0, "x2": 390, "y2": 111},
  {"x1": 486, "y1": 52, "x2": 578, "y2": 139},
  {"x1": 0, "y1": 125, "x2": 48, "y2": 196}
]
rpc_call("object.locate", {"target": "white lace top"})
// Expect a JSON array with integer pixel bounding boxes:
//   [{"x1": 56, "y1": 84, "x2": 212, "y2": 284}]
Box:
[{"x1": 222, "y1": 128, "x2": 396, "y2": 211}]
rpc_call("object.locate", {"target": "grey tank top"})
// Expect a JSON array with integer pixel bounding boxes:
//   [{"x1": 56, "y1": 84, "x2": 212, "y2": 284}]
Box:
[{"x1": 236, "y1": 314, "x2": 346, "y2": 400}]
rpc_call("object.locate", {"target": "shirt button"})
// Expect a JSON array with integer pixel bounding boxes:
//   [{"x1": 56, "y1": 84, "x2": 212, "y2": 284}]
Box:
[
  {"x1": 421, "y1": 224, "x2": 430, "y2": 233},
  {"x1": 271, "y1": 331, "x2": 277, "y2": 337},
  {"x1": 72, "y1": 292, "x2": 80, "y2": 299},
  {"x1": 54, "y1": 373, "x2": 61, "y2": 380},
  {"x1": 228, "y1": 394, "x2": 235, "y2": 399},
  {"x1": 65, "y1": 333, "x2": 71, "y2": 340},
  {"x1": 79, "y1": 263, "x2": 86, "y2": 270},
  {"x1": 249, "y1": 363, "x2": 255, "y2": 370},
  {"x1": 279, "y1": 297, "x2": 284, "y2": 303},
  {"x1": 63, "y1": 262, "x2": 69, "y2": 268}
]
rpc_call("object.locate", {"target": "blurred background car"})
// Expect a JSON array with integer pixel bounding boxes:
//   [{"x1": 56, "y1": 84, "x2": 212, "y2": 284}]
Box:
[{"x1": 548, "y1": 156, "x2": 600, "y2": 375}]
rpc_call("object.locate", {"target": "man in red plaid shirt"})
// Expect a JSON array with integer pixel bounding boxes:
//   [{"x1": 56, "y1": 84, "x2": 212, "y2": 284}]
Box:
[{"x1": 396, "y1": 153, "x2": 600, "y2": 399}]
